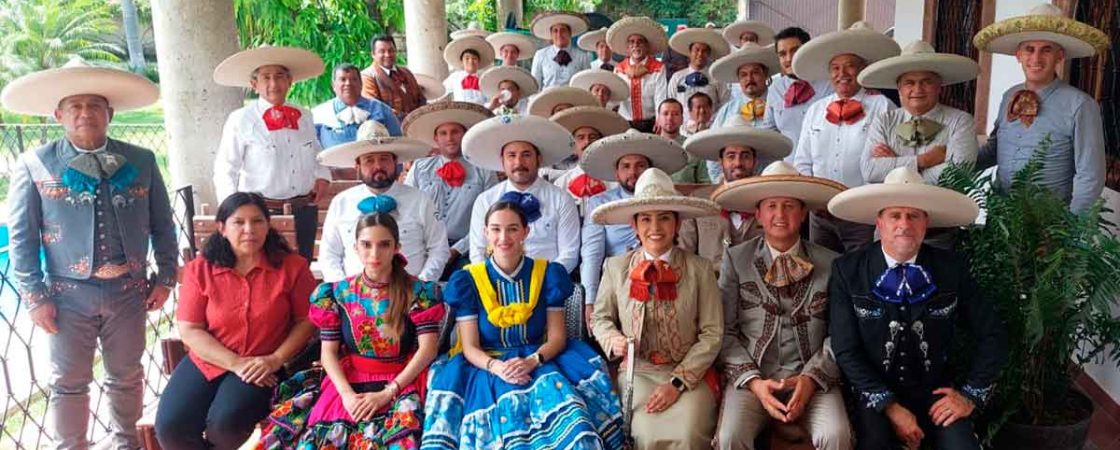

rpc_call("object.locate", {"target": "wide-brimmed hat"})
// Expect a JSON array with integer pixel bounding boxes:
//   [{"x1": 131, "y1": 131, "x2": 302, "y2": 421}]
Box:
[
  {"x1": 580, "y1": 128, "x2": 689, "y2": 181},
  {"x1": 606, "y1": 16, "x2": 668, "y2": 55},
  {"x1": 827, "y1": 166, "x2": 979, "y2": 227},
  {"x1": 669, "y1": 28, "x2": 732, "y2": 60},
  {"x1": 792, "y1": 21, "x2": 901, "y2": 81},
  {"x1": 682, "y1": 119, "x2": 792, "y2": 162},
  {"x1": 858, "y1": 40, "x2": 980, "y2": 89},
  {"x1": 569, "y1": 69, "x2": 629, "y2": 102},
  {"x1": 451, "y1": 22, "x2": 490, "y2": 40},
  {"x1": 480, "y1": 66, "x2": 540, "y2": 98},
  {"x1": 1, "y1": 59, "x2": 158, "y2": 116},
  {"x1": 462, "y1": 114, "x2": 574, "y2": 172},
  {"x1": 722, "y1": 20, "x2": 776, "y2": 47},
  {"x1": 213, "y1": 46, "x2": 324, "y2": 88},
  {"x1": 401, "y1": 101, "x2": 494, "y2": 146},
  {"x1": 444, "y1": 36, "x2": 495, "y2": 70},
  {"x1": 711, "y1": 161, "x2": 846, "y2": 212},
  {"x1": 591, "y1": 168, "x2": 720, "y2": 225},
  {"x1": 973, "y1": 4, "x2": 1109, "y2": 59},
  {"x1": 527, "y1": 86, "x2": 600, "y2": 118},
  {"x1": 413, "y1": 73, "x2": 447, "y2": 101},
  {"x1": 487, "y1": 32, "x2": 538, "y2": 61},
  {"x1": 577, "y1": 27, "x2": 609, "y2": 52},
  {"x1": 550, "y1": 106, "x2": 629, "y2": 137},
  {"x1": 710, "y1": 42, "x2": 782, "y2": 83},
  {"x1": 530, "y1": 11, "x2": 590, "y2": 41},
  {"x1": 318, "y1": 120, "x2": 431, "y2": 167}
]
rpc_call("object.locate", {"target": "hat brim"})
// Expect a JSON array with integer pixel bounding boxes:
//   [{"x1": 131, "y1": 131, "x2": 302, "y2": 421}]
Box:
[
  {"x1": 401, "y1": 101, "x2": 494, "y2": 146},
  {"x1": 444, "y1": 37, "x2": 496, "y2": 70},
  {"x1": 213, "y1": 47, "x2": 325, "y2": 88},
  {"x1": 413, "y1": 74, "x2": 447, "y2": 100},
  {"x1": 480, "y1": 66, "x2": 540, "y2": 97},
  {"x1": 462, "y1": 115, "x2": 575, "y2": 171},
  {"x1": 550, "y1": 106, "x2": 630, "y2": 136},
  {"x1": 580, "y1": 132, "x2": 689, "y2": 181},
  {"x1": 711, "y1": 175, "x2": 846, "y2": 212},
  {"x1": 973, "y1": 15, "x2": 1109, "y2": 59},
  {"x1": 791, "y1": 30, "x2": 901, "y2": 81},
  {"x1": 722, "y1": 21, "x2": 776, "y2": 47},
  {"x1": 527, "y1": 87, "x2": 600, "y2": 117},
  {"x1": 1, "y1": 67, "x2": 158, "y2": 116},
  {"x1": 577, "y1": 29, "x2": 608, "y2": 52},
  {"x1": 486, "y1": 32, "x2": 538, "y2": 61},
  {"x1": 827, "y1": 183, "x2": 979, "y2": 227},
  {"x1": 668, "y1": 29, "x2": 732, "y2": 60},
  {"x1": 531, "y1": 12, "x2": 590, "y2": 41},
  {"x1": 318, "y1": 137, "x2": 432, "y2": 167},
  {"x1": 858, "y1": 53, "x2": 980, "y2": 89},
  {"x1": 569, "y1": 69, "x2": 629, "y2": 102},
  {"x1": 451, "y1": 29, "x2": 491, "y2": 40},
  {"x1": 592, "y1": 196, "x2": 721, "y2": 225},
  {"x1": 607, "y1": 17, "x2": 669, "y2": 55},
  {"x1": 710, "y1": 48, "x2": 781, "y2": 83},
  {"x1": 682, "y1": 127, "x2": 792, "y2": 162}
]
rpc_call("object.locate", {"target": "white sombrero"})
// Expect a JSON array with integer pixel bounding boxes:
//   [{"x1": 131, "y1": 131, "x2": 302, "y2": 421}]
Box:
[
  {"x1": 413, "y1": 73, "x2": 447, "y2": 101},
  {"x1": 791, "y1": 21, "x2": 901, "y2": 82},
  {"x1": 711, "y1": 161, "x2": 846, "y2": 213},
  {"x1": 530, "y1": 11, "x2": 590, "y2": 41},
  {"x1": 591, "y1": 168, "x2": 720, "y2": 225},
  {"x1": 682, "y1": 119, "x2": 792, "y2": 162},
  {"x1": 480, "y1": 66, "x2": 540, "y2": 98},
  {"x1": 569, "y1": 69, "x2": 630, "y2": 102},
  {"x1": 401, "y1": 101, "x2": 494, "y2": 146},
  {"x1": 462, "y1": 114, "x2": 575, "y2": 171},
  {"x1": 827, "y1": 166, "x2": 979, "y2": 227},
  {"x1": 710, "y1": 42, "x2": 782, "y2": 83},
  {"x1": 577, "y1": 27, "x2": 609, "y2": 52},
  {"x1": 318, "y1": 120, "x2": 431, "y2": 167},
  {"x1": 1, "y1": 59, "x2": 158, "y2": 116},
  {"x1": 668, "y1": 28, "x2": 732, "y2": 60},
  {"x1": 527, "y1": 86, "x2": 600, "y2": 118},
  {"x1": 213, "y1": 46, "x2": 325, "y2": 88},
  {"x1": 487, "y1": 32, "x2": 538, "y2": 61},
  {"x1": 858, "y1": 40, "x2": 980, "y2": 89},
  {"x1": 722, "y1": 20, "x2": 776, "y2": 47},
  {"x1": 444, "y1": 36, "x2": 496, "y2": 70},
  {"x1": 606, "y1": 16, "x2": 669, "y2": 55},
  {"x1": 580, "y1": 128, "x2": 689, "y2": 181},
  {"x1": 550, "y1": 106, "x2": 630, "y2": 137},
  {"x1": 451, "y1": 22, "x2": 490, "y2": 40},
  {"x1": 973, "y1": 3, "x2": 1109, "y2": 59}
]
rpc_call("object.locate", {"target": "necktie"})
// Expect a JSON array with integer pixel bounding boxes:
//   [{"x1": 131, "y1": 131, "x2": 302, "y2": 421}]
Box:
[
  {"x1": 435, "y1": 160, "x2": 466, "y2": 187},
  {"x1": 461, "y1": 74, "x2": 480, "y2": 90},
  {"x1": 739, "y1": 99, "x2": 766, "y2": 121},
  {"x1": 764, "y1": 253, "x2": 814, "y2": 288},
  {"x1": 336, "y1": 106, "x2": 371, "y2": 126},
  {"x1": 1007, "y1": 89, "x2": 1040, "y2": 128},
  {"x1": 784, "y1": 80, "x2": 816, "y2": 107},
  {"x1": 895, "y1": 117, "x2": 944, "y2": 147},
  {"x1": 498, "y1": 191, "x2": 542, "y2": 223},
  {"x1": 357, "y1": 195, "x2": 398, "y2": 215},
  {"x1": 629, "y1": 259, "x2": 679, "y2": 301},
  {"x1": 825, "y1": 99, "x2": 864, "y2": 125},
  {"x1": 262, "y1": 105, "x2": 302, "y2": 131},
  {"x1": 567, "y1": 173, "x2": 607, "y2": 198},
  {"x1": 554, "y1": 49, "x2": 573, "y2": 66},
  {"x1": 872, "y1": 263, "x2": 937, "y2": 304}
]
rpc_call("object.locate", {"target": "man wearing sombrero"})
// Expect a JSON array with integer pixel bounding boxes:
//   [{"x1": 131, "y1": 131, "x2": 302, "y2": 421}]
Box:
[
  {"x1": 443, "y1": 35, "x2": 495, "y2": 106},
  {"x1": 827, "y1": 167, "x2": 1007, "y2": 450},
  {"x1": 764, "y1": 27, "x2": 834, "y2": 152},
  {"x1": 318, "y1": 121, "x2": 450, "y2": 282},
  {"x1": 722, "y1": 19, "x2": 775, "y2": 49},
  {"x1": 465, "y1": 115, "x2": 582, "y2": 273},
  {"x1": 789, "y1": 22, "x2": 900, "y2": 254},
  {"x1": 2, "y1": 60, "x2": 177, "y2": 449},
  {"x1": 530, "y1": 11, "x2": 592, "y2": 89},
  {"x1": 402, "y1": 102, "x2": 497, "y2": 277},
  {"x1": 570, "y1": 68, "x2": 630, "y2": 111},
  {"x1": 212, "y1": 46, "x2": 331, "y2": 261},
  {"x1": 548, "y1": 105, "x2": 630, "y2": 215},
  {"x1": 530, "y1": 86, "x2": 602, "y2": 181},
  {"x1": 607, "y1": 16, "x2": 669, "y2": 128},
  {"x1": 710, "y1": 161, "x2": 851, "y2": 450},
  {"x1": 362, "y1": 35, "x2": 427, "y2": 120},
  {"x1": 313, "y1": 63, "x2": 402, "y2": 151},
  {"x1": 479, "y1": 65, "x2": 539, "y2": 115},
  {"x1": 580, "y1": 129, "x2": 689, "y2": 322},
  {"x1": 973, "y1": 3, "x2": 1108, "y2": 214},
  {"x1": 666, "y1": 27, "x2": 731, "y2": 124},
  {"x1": 487, "y1": 31, "x2": 537, "y2": 67},
  {"x1": 579, "y1": 27, "x2": 614, "y2": 71},
  {"x1": 709, "y1": 42, "x2": 781, "y2": 132}
]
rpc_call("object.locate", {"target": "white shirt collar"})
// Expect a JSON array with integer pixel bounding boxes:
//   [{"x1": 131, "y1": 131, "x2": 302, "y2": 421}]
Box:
[
  {"x1": 882, "y1": 247, "x2": 918, "y2": 268},
  {"x1": 490, "y1": 256, "x2": 525, "y2": 282},
  {"x1": 642, "y1": 248, "x2": 673, "y2": 263},
  {"x1": 902, "y1": 103, "x2": 942, "y2": 120},
  {"x1": 766, "y1": 239, "x2": 803, "y2": 259},
  {"x1": 70, "y1": 140, "x2": 107, "y2": 153}
]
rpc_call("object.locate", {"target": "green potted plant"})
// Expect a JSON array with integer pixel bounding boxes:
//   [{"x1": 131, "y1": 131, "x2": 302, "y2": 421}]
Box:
[{"x1": 940, "y1": 145, "x2": 1120, "y2": 449}]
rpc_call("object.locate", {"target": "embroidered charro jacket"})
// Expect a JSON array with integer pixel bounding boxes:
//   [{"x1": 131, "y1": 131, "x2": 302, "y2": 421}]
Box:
[
  {"x1": 8, "y1": 139, "x2": 178, "y2": 306},
  {"x1": 678, "y1": 184, "x2": 763, "y2": 267}
]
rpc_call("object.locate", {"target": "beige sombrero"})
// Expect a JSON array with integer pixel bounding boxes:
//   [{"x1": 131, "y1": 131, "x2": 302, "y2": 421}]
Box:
[
  {"x1": 578, "y1": 27, "x2": 609, "y2": 52},
  {"x1": 401, "y1": 101, "x2": 494, "y2": 146},
  {"x1": 413, "y1": 73, "x2": 447, "y2": 101},
  {"x1": 974, "y1": 4, "x2": 1109, "y2": 59},
  {"x1": 607, "y1": 16, "x2": 669, "y2": 55},
  {"x1": 791, "y1": 21, "x2": 901, "y2": 82},
  {"x1": 711, "y1": 161, "x2": 846, "y2": 212},
  {"x1": 213, "y1": 46, "x2": 324, "y2": 88},
  {"x1": 1, "y1": 59, "x2": 158, "y2": 116},
  {"x1": 550, "y1": 106, "x2": 630, "y2": 137},
  {"x1": 444, "y1": 36, "x2": 496, "y2": 70},
  {"x1": 827, "y1": 166, "x2": 979, "y2": 227},
  {"x1": 683, "y1": 119, "x2": 792, "y2": 162},
  {"x1": 722, "y1": 20, "x2": 776, "y2": 47},
  {"x1": 710, "y1": 42, "x2": 782, "y2": 83},
  {"x1": 527, "y1": 86, "x2": 600, "y2": 118},
  {"x1": 480, "y1": 66, "x2": 540, "y2": 98},
  {"x1": 858, "y1": 40, "x2": 980, "y2": 89},
  {"x1": 530, "y1": 11, "x2": 590, "y2": 41},
  {"x1": 487, "y1": 32, "x2": 538, "y2": 61},
  {"x1": 579, "y1": 128, "x2": 689, "y2": 181},
  {"x1": 669, "y1": 28, "x2": 732, "y2": 60},
  {"x1": 451, "y1": 22, "x2": 490, "y2": 40},
  {"x1": 569, "y1": 69, "x2": 630, "y2": 102},
  {"x1": 462, "y1": 114, "x2": 575, "y2": 172},
  {"x1": 591, "y1": 168, "x2": 720, "y2": 225},
  {"x1": 319, "y1": 121, "x2": 430, "y2": 167}
]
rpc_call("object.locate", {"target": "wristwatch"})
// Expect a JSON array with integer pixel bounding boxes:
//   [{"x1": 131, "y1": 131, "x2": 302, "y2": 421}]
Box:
[
  {"x1": 670, "y1": 376, "x2": 687, "y2": 392},
  {"x1": 529, "y1": 352, "x2": 543, "y2": 365}
]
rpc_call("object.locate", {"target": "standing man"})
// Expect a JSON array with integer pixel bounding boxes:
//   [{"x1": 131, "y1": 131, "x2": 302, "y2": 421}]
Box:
[
  {"x1": 721, "y1": 20, "x2": 775, "y2": 49},
  {"x1": 655, "y1": 99, "x2": 709, "y2": 184},
  {"x1": 666, "y1": 27, "x2": 732, "y2": 123},
  {"x1": 487, "y1": 31, "x2": 537, "y2": 67},
  {"x1": 480, "y1": 66, "x2": 539, "y2": 115},
  {"x1": 443, "y1": 36, "x2": 495, "y2": 106},
  {"x1": 607, "y1": 16, "x2": 669, "y2": 129},
  {"x1": 2, "y1": 60, "x2": 177, "y2": 450},
  {"x1": 579, "y1": 27, "x2": 615, "y2": 70},
  {"x1": 763, "y1": 27, "x2": 834, "y2": 155},
  {"x1": 313, "y1": 63, "x2": 402, "y2": 150},
  {"x1": 708, "y1": 42, "x2": 782, "y2": 181},
  {"x1": 530, "y1": 11, "x2": 592, "y2": 89},
  {"x1": 362, "y1": 35, "x2": 427, "y2": 120},
  {"x1": 548, "y1": 105, "x2": 630, "y2": 216},
  {"x1": 570, "y1": 68, "x2": 630, "y2": 110},
  {"x1": 213, "y1": 46, "x2": 331, "y2": 261}
]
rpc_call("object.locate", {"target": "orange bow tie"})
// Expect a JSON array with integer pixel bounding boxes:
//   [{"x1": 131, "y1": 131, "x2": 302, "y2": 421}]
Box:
[
  {"x1": 825, "y1": 98, "x2": 865, "y2": 125},
  {"x1": 629, "y1": 259, "x2": 679, "y2": 302},
  {"x1": 1007, "y1": 89, "x2": 1040, "y2": 128}
]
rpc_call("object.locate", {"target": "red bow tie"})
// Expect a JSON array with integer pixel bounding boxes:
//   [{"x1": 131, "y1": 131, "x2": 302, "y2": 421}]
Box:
[
  {"x1": 629, "y1": 259, "x2": 679, "y2": 302},
  {"x1": 435, "y1": 160, "x2": 466, "y2": 187},
  {"x1": 825, "y1": 98, "x2": 865, "y2": 125},
  {"x1": 461, "y1": 74, "x2": 480, "y2": 90},
  {"x1": 784, "y1": 80, "x2": 816, "y2": 107},
  {"x1": 262, "y1": 105, "x2": 302, "y2": 131},
  {"x1": 567, "y1": 173, "x2": 607, "y2": 198},
  {"x1": 721, "y1": 209, "x2": 754, "y2": 223}
]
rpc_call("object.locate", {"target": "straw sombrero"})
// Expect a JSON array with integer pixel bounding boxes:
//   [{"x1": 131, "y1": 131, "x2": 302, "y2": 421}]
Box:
[
  {"x1": 973, "y1": 4, "x2": 1109, "y2": 59},
  {"x1": 527, "y1": 86, "x2": 600, "y2": 118},
  {"x1": 682, "y1": 120, "x2": 792, "y2": 162},
  {"x1": 451, "y1": 22, "x2": 490, "y2": 40},
  {"x1": 213, "y1": 46, "x2": 324, "y2": 88},
  {"x1": 462, "y1": 114, "x2": 574, "y2": 172},
  {"x1": 413, "y1": 73, "x2": 447, "y2": 101},
  {"x1": 579, "y1": 128, "x2": 689, "y2": 181},
  {"x1": 827, "y1": 166, "x2": 979, "y2": 227},
  {"x1": 318, "y1": 121, "x2": 431, "y2": 167},
  {"x1": 577, "y1": 27, "x2": 609, "y2": 52},
  {"x1": 569, "y1": 69, "x2": 629, "y2": 102},
  {"x1": 487, "y1": 32, "x2": 538, "y2": 61},
  {"x1": 722, "y1": 20, "x2": 776, "y2": 47},
  {"x1": 791, "y1": 21, "x2": 901, "y2": 81},
  {"x1": 709, "y1": 42, "x2": 782, "y2": 83},
  {"x1": 669, "y1": 28, "x2": 732, "y2": 60},
  {"x1": 480, "y1": 66, "x2": 540, "y2": 98},
  {"x1": 858, "y1": 40, "x2": 980, "y2": 89},
  {"x1": 444, "y1": 36, "x2": 496, "y2": 70},
  {"x1": 550, "y1": 106, "x2": 629, "y2": 137},
  {"x1": 530, "y1": 11, "x2": 590, "y2": 41},
  {"x1": 606, "y1": 16, "x2": 668, "y2": 55},
  {"x1": 401, "y1": 101, "x2": 494, "y2": 146},
  {"x1": 1, "y1": 59, "x2": 158, "y2": 116},
  {"x1": 591, "y1": 168, "x2": 720, "y2": 225},
  {"x1": 711, "y1": 161, "x2": 846, "y2": 212}
]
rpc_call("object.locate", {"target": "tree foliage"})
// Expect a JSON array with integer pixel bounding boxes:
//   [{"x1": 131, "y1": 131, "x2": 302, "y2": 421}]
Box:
[
  {"x1": 595, "y1": 0, "x2": 737, "y2": 26},
  {"x1": 0, "y1": 0, "x2": 122, "y2": 86}
]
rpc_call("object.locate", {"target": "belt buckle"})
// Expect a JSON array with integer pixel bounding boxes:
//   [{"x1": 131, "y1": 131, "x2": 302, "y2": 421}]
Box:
[{"x1": 92, "y1": 263, "x2": 129, "y2": 280}]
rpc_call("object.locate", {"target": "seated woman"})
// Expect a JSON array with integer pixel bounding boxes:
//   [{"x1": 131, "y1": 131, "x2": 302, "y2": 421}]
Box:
[
  {"x1": 257, "y1": 212, "x2": 446, "y2": 449},
  {"x1": 589, "y1": 168, "x2": 725, "y2": 450},
  {"x1": 155, "y1": 192, "x2": 316, "y2": 450},
  {"x1": 422, "y1": 201, "x2": 624, "y2": 450}
]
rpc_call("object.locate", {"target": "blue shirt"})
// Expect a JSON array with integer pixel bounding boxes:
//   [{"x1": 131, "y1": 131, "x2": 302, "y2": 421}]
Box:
[
  {"x1": 312, "y1": 97, "x2": 402, "y2": 149},
  {"x1": 581, "y1": 187, "x2": 638, "y2": 306},
  {"x1": 404, "y1": 155, "x2": 498, "y2": 254}
]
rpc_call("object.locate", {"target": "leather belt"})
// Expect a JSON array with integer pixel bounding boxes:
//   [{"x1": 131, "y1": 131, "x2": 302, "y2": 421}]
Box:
[
  {"x1": 92, "y1": 263, "x2": 131, "y2": 280},
  {"x1": 263, "y1": 193, "x2": 314, "y2": 212}
]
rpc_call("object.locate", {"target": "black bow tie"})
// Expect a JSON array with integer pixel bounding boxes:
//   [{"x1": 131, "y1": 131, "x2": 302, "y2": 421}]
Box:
[{"x1": 554, "y1": 50, "x2": 572, "y2": 67}]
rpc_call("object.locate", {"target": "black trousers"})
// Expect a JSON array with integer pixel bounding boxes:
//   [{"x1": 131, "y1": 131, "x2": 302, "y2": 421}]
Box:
[
  {"x1": 851, "y1": 388, "x2": 981, "y2": 450},
  {"x1": 283, "y1": 204, "x2": 318, "y2": 261},
  {"x1": 154, "y1": 357, "x2": 274, "y2": 450}
]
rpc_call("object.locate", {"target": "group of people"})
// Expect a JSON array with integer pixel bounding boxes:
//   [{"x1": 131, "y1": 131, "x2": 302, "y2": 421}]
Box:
[{"x1": 1, "y1": 3, "x2": 1110, "y2": 450}]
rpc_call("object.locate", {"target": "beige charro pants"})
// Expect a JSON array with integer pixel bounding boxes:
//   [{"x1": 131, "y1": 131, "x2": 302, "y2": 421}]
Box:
[{"x1": 716, "y1": 386, "x2": 853, "y2": 450}]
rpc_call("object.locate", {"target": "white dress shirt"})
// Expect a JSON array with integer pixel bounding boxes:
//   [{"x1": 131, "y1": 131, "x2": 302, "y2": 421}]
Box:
[
  {"x1": 532, "y1": 45, "x2": 591, "y2": 89},
  {"x1": 552, "y1": 165, "x2": 619, "y2": 218},
  {"x1": 793, "y1": 89, "x2": 895, "y2": 188},
  {"x1": 667, "y1": 66, "x2": 729, "y2": 123},
  {"x1": 319, "y1": 182, "x2": 450, "y2": 282},
  {"x1": 863, "y1": 103, "x2": 978, "y2": 185},
  {"x1": 763, "y1": 75, "x2": 834, "y2": 158},
  {"x1": 590, "y1": 58, "x2": 613, "y2": 70},
  {"x1": 616, "y1": 58, "x2": 668, "y2": 122},
  {"x1": 443, "y1": 70, "x2": 488, "y2": 106},
  {"x1": 469, "y1": 177, "x2": 581, "y2": 272},
  {"x1": 213, "y1": 98, "x2": 330, "y2": 202}
]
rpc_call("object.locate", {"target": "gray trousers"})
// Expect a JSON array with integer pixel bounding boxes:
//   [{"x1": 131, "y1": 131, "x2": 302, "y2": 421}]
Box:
[
  {"x1": 810, "y1": 213, "x2": 875, "y2": 254},
  {"x1": 48, "y1": 276, "x2": 147, "y2": 450},
  {"x1": 717, "y1": 387, "x2": 852, "y2": 450}
]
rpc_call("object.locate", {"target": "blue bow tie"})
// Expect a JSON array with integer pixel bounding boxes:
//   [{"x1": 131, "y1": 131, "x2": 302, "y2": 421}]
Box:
[
  {"x1": 872, "y1": 263, "x2": 937, "y2": 304},
  {"x1": 683, "y1": 71, "x2": 710, "y2": 88},
  {"x1": 499, "y1": 191, "x2": 541, "y2": 223},
  {"x1": 357, "y1": 195, "x2": 397, "y2": 215}
]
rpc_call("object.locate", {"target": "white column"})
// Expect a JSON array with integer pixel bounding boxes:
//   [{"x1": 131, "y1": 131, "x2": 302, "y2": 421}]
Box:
[
  {"x1": 892, "y1": 0, "x2": 927, "y2": 45},
  {"x1": 405, "y1": 0, "x2": 449, "y2": 80},
  {"x1": 838, "y1": 0, "x2": 866, "y2": 30},
  {"x1": 497, "y1": 0, "x2": 523, "y2": 29},
  {"x1": 738, "y1": 0, "x2": 750, "y2": 21}
]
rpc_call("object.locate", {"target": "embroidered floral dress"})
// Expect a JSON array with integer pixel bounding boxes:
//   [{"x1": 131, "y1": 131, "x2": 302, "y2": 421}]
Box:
[{"x1": 257, "y1": 275, "x2": 446, "y2": 450}]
